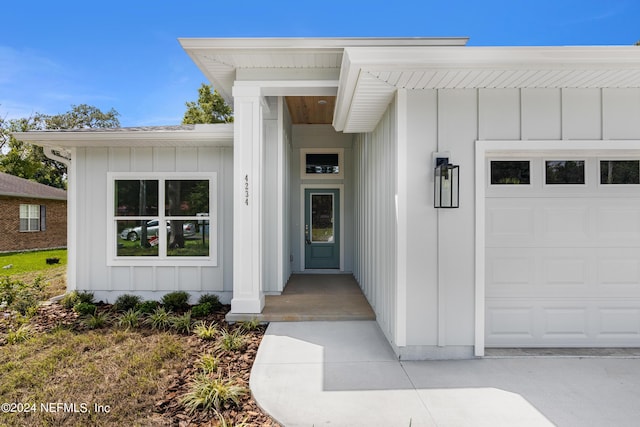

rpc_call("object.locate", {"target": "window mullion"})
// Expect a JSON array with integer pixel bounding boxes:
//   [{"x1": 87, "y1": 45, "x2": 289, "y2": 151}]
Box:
[{"x1": 159, "y1": 178, "x2": 167, "y2": 258}]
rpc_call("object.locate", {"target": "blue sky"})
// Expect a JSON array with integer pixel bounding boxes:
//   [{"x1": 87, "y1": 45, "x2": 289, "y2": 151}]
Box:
[{"x1": 1, "y1": 0, "x2": 639, "y2": 127}]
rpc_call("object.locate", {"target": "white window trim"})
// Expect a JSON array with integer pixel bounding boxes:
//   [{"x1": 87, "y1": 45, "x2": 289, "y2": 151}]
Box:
[
  {"x1": 107, "y1": 172, "x2": 217, "y2": 267},
  {"x1": 300, "y1": 148, "x2": 344, "y2": 180},
  {"x1": 19, "y1": 204, "x2": 41, "y2": 232}
]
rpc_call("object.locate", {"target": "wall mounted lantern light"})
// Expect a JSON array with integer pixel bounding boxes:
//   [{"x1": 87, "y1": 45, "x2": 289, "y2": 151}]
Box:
[{"x1": 434, "y1": 156, "x2": 460, "y2": 209}]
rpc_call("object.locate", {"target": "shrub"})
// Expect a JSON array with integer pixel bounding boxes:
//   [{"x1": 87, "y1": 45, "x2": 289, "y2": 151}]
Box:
[
  {"x1": 218, "y1": 328, "x2": 247, "y2": 352},
  {"x1": 113, "y1": 294, "x2": 142, "y2": 312},
  {"x1": 169, "y1": 311, "x2": 193, "y2": 334},
  {"x1": 181, "y1": 374, "x2": 247, "y2": 413},
  {"x1": 136, "y1": 300, "x2": 159, "y2": 314},
  {"x1": 73, "y1": 302, "x2": 97, "y2": 316},
  {"x1": 161, "y1": 291, "x2": 190, "y2": 312},
  {"x1": 117, "y1": 309, "x2": 142, "y2": 329},
  {"x1": 197, "y1": 353, "x2": 219, "y2": 374},
  {"x1": 85, "y1": 311, "x2": 109, "y2": 329},
  {"x1": 60, "y1": 291, "x2": 80, "y2": 309},
  {"x1": 0, "y1": 276, "x2": 44, "y2": 315},
  {"x1": 191, "y1": 303, "x2": 212, "y2": 318},
  {"x1": 76, "y1": 291, "x2": 95, "y2": 304},
  {"x1": 240, "y1": 318, "x2": 261, "y2": 331},
  {"x1": 146, "y1": 307, "x2": 171, "y2": 330},
  {"x1": 193, "y1": 321, "x2": 218, "y2": 340},
  {"x1": 198, "y1": 294, "x2": 222, "y2": 311},
  {"x1": 6, "y1": 324, "x2": 33, "y2": 344}
]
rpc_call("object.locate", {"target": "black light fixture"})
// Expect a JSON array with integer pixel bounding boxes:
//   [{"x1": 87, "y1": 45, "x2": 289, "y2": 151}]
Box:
[{"x1": 434, "y1": 157, "x2": 460, "y2": 208}]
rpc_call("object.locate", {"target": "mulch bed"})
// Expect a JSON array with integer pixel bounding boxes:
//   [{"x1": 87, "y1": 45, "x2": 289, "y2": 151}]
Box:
[{"x1": 1, "y1": 302, "x2": 281, "y2": 427}]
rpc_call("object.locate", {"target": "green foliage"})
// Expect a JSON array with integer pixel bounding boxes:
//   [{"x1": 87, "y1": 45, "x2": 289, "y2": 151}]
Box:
[
  {"x1": 193, "y1": 321, "x2": 219, "y2": 340},
  {"x1": 181, "y1": 374, "x2": 246, "y2": 413},
  {"x1": 198, "y1": 293, "x2": 222, "y2": 311},
  {"x1": 0, "y1": 276, "x2": 44, "y2": 315},
  {"x1": 240, "y1": 318, "x2": 262, "y2": 331},
  {"x1": 191, "y1": 303, "x2": 212, "y2": 318},
  {"x1": 136, "y1": 300, "x2": 159, "y2": 314},
  {"x1": 1, "y1": 105, "x2": 119, "y2": 188},
  {"x1": 60, "y1": 291, "x2": 80, "y2": 309},
  {"x1": 169, "y1": 311, "x2": 193, "y2": 334},
  {"x1": 146, "y1": 307, "x2": 171, "y2": 330},
  {"x1": 85, "y1": 311, "x2": 109, "y2": 329},
  {"x1": 76, "y1": 291, "x2": 95, "y2": 304},
  {"x1": 218, "y1": 328, "x2": 247, "y2": 352},
  {"x1": 113, "y1": 294, "x2": 142, "y2": 312},
  {"x1": 117, "y1": 309, "x2": 142, "y2": 329},
  {"x1": 73, "y1": 302, "x2": 97, "y2": 316},
  {"x1": 161, "y1": 291, "x2": 190, "y2": 312},
  {"x1": 182, "y1": 84, "x2": 233, "y2": 124},
  {"x1": 197, "y1": 353, "x2": 219, "y2": 374},
  {"x1": 6, "y1": 324, "x2": 33, "y2": 345}
]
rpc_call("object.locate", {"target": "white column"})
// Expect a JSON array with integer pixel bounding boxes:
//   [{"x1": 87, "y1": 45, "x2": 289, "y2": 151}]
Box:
[{"x1": 231, "y1": 85, "x2": 265, "y2": 313}]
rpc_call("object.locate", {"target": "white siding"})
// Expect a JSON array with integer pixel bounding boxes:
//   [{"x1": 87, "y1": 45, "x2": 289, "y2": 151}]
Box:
[
  {"x1": 353, "y1": 100, "x2": 397, "y2": 348},
  {"x1": 73, "y1": 145, "x2": 233, "y2": 304},
  {"x1": 400, "y1": 87, "x2": 640, "y2": 357}
]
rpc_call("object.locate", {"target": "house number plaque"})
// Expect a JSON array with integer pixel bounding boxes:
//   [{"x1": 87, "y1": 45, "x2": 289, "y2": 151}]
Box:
[{"x1": 244, "y1": 174, "x2": 249, "y2": 206}]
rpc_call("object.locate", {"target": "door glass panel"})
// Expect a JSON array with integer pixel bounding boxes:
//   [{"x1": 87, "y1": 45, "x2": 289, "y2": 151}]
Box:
[
  {"x1": 311, "y1": 194, "x2": 334, "y2": 243},
  {"x1": 600, "y1": 160, "x2": 640, "y2": 184},
  {"x1": 490, "y1": 161, "x2": 530, "y2": 185},
  {"x1": 545, "y1": 160, "x2": 585, "y2": 184}
]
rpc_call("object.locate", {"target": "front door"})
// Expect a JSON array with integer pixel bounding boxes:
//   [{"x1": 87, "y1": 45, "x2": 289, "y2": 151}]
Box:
[{"x1": 304, "y1": 189, "x2": 340, "y2": 269}]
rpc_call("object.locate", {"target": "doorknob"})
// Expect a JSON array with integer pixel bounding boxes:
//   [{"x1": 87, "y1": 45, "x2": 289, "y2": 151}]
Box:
[{"x1": 305, "y1": 224, "x2": 311, "y2": 245}]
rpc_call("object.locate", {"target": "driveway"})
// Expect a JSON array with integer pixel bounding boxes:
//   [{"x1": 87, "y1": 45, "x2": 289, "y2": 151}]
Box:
[{"x1": 250, "y1": 321, "x2": 640, "y2": 427}]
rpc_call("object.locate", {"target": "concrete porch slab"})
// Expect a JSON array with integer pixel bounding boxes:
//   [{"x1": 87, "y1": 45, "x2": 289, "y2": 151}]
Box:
[{"x1": 226, "y1": 274, "x2": 375, "y2": 322}]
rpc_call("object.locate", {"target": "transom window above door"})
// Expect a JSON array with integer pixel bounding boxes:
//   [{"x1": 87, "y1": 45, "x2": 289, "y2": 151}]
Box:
[{"x1": 301, "y1": 148, "x2": 344, "y2": 180}]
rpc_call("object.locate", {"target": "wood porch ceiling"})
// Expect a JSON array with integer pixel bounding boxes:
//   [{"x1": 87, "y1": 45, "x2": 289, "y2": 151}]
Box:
[{"x1": 285, "y1": 96, "x2": 336, "y2": 124}]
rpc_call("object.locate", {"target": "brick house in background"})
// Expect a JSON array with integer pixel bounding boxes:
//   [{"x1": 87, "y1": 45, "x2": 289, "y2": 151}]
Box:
[{"x1": 0, "y1": 172, "x2": 66, "y2": 253}]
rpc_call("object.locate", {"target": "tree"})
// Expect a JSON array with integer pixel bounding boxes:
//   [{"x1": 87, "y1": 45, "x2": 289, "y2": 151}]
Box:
[
  {"x1": 1, "y1": 104, "x2": 120, "y2": 189},
  {"x1": 182, "y1": 84, "x2": 233, "y2": 124}
]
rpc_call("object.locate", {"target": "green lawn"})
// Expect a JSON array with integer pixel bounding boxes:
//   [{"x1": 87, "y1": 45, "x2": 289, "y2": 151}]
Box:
[{"x1": 0, "y1": 249, "x2": 67, "y2": 276}]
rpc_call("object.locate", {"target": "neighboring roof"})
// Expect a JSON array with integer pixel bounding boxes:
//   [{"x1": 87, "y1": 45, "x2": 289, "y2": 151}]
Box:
[
  {"x1": 13, "y1": 123, "x2": 234, "y2": 148},
  {"x1": 0, "y1": 172, "x2": 66, "y2": 201}
]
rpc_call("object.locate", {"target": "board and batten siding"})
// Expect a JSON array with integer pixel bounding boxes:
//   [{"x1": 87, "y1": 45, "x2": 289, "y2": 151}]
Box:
[
  {"x1": 400, "y1": 87, "x2": 640, "y2": 358},
  {"x1": 73, "y1": 145, "x2": 233, "y2": 304},
  {"x1": 353, "y1": 99, "x2": 397, "y2": 348}
]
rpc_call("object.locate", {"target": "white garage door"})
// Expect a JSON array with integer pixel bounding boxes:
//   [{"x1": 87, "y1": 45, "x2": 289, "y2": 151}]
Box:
[{"x1": 486, "y1": 156, "x2": 640, "y2": 347}]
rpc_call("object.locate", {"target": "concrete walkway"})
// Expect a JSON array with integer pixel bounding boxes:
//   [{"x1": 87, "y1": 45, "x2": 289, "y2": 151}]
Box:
[{"x1": 250, "y1": 321, "x2": 640, "y2": 427}]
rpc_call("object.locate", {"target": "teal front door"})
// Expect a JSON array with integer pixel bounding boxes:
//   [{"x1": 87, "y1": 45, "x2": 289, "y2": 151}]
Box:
[{"x1": 304, "y1": 189, "x2": 340, "y2": 269}]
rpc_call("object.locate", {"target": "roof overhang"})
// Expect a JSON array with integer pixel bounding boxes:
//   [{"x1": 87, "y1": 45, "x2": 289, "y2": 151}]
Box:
[
  {"x1": 13, "y1": 124, "x2": 234, "y2": 148},
  {"x1": 335, "y1": 46, "x2": 640, "y2": 132},
  {"x1": 179, "y1": 37, "x2": 469, "y2": 104}
]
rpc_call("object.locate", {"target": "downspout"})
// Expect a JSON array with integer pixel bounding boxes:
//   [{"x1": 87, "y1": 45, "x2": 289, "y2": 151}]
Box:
[{"x1": 43, "y1": 147, "x2": 71, "y2": 167}]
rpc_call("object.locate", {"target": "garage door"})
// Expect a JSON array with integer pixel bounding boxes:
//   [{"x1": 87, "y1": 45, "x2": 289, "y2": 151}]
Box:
[{"x1": 486, "y1": 156, "x2": 640, "y2": 347}]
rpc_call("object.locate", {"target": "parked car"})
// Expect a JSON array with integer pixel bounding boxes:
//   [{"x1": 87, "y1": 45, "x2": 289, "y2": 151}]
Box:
[{"x1": 120, "y1": 219, "x2": 196, "y2": 241}]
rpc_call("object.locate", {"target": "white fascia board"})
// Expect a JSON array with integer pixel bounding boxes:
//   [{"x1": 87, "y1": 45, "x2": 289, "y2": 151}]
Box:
[
  {"x1": 333, "y1": 48, "x2": 360, "y2": 132},
  {"x1": 179, "y1": 37, "x2": 469, "y2": 50},
  {"x1": 233, "y1": 80, "x2": 339, "y2": 97},
  {"x1": 13, "y1": 124, "x2": 234, "y2": 148},
  {"x1": 340, "y1": 46, "x2": 640, "y2": 71}
]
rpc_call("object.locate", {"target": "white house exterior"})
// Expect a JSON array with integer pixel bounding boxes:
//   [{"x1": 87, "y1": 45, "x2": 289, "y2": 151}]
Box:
[{"x1": 17, "y1": 38, "x2": 640, "y2": 359}]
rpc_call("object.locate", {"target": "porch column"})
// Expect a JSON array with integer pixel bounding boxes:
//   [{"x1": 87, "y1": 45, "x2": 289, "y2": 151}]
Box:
[{"x1": 231, "y1": 85, "x2": 265, "y2": 313}]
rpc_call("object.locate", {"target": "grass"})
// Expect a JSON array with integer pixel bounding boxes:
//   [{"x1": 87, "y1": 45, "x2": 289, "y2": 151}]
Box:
[
  {"x1": 0, "y1": 249, "x2": 67, "y2": 300},
  {"x1": 0, "y1": 328, "x2": 189, "y2": 426},
  {"x1": 0, "y1": 249, "x2": 67, "y2": 276}
]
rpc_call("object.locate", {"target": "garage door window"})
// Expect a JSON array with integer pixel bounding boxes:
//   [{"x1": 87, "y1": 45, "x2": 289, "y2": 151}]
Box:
[
  {"x1": 545, "y1": 160, "x2": 585, "y2": 185},
  {"x1": 490, "y1": 161, "x2": 530, "y2": 185},
  {"x1": 600, "y1": 160, "x2": 640, "y2": 185}
]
